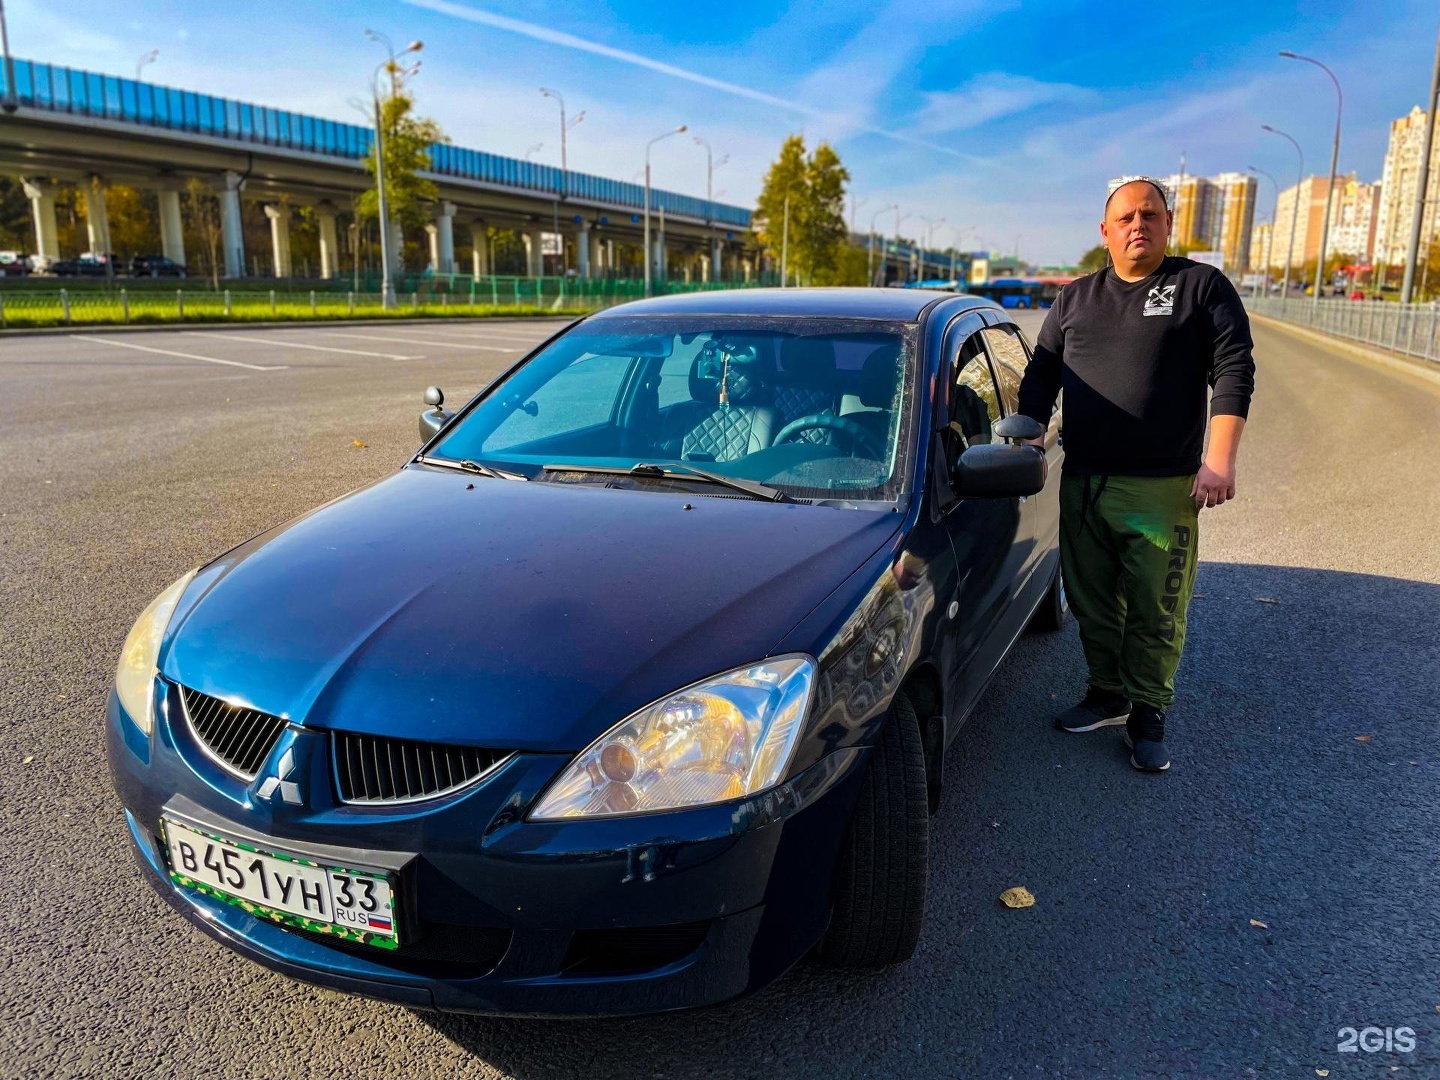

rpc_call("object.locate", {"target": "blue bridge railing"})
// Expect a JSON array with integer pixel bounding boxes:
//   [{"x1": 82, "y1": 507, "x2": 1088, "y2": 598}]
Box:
[{"x1": 0, "y1": 56, "x2": 752, "y2": 229}]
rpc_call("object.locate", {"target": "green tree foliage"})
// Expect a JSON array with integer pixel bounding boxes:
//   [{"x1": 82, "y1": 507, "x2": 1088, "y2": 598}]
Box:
[
  {"x1": 1078, "y1": 244, "x2": 1108, "y2": 273},
  {"x1": 357, "y1": 63, "x2": 448, "y2": 233},
  {"x1": 812, "y1": 243, "x2": 871, "y2": 287},
  {"x1": 0, "y1": 178, "x2": 32, "y2": 251},
  {"x1": 756, "y1": 135, "x2": 851, "y2": 285}
]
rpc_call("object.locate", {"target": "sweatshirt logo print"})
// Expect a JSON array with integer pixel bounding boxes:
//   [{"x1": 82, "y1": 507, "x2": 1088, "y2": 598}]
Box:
[{"x1": 1143, "y1": 284, "x2": 1175, "y2": 317}]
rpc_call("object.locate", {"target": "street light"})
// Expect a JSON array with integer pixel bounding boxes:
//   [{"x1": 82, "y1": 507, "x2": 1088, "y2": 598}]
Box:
[
  {"x1": 693, "y1": 136, "x2": 726, "y2": 280},
  {"x1": 779, "y1": 178, "x2": 803, "y2": 288},
  {"x1": 364, "y1": 30, "x2": 423, "y2": 309},
  {"x1": 524, "y1": 142, "x2": 545, "y2": 161},
  {"x1": 1262, "y1": 123, "x2": 1304, "y2": 302},
  {"x1": 1280, "y1": 51, "x2": 1342, "y2": 309},
  {"x1": 1402, "y1": 24, "x2": 1440, "y2": 303},
  {"x1": 893, "y1": 208, "x2": 910, "y2": 285},
  {"x1": 920, "y1": 215, "x2": 945, "y2": 278},
  {"x1": 644, "y1": 125, "x2": 687, "y2": 296},
  {"x1": 135, "y1": 49, "x2": 159, "y2": 82},
  {"x1": 869, "y1": 203, "x2": 896, "y2": 285},
  {"x1": 1247, "y1": 165, "x2": 1280, "y2": 297},
  {"x1": 0, "y1": 0, "x2": 17, "y2": 114}
]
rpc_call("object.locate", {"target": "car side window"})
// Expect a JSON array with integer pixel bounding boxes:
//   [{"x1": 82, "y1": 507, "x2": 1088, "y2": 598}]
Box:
[
  {"x1": 949, "y1": 332, "x2": 1001, "y2": 452},
  {"x1": 981, "y1": 326, "x2": 1028, "y2": 414}
]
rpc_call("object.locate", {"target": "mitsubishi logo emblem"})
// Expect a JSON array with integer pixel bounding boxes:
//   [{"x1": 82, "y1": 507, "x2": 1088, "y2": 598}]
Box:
[{"x1": 256, "y1": 748, "x2": 302, "y2": 805}]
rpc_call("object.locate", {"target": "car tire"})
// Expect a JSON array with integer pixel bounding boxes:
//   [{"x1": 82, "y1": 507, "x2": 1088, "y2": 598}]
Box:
[
  {"x1": 816, "y1": 691, "x2": 929, "y2": 969},
  {"x1": 1027, "y1": 561, "x2": 1068, "y2": 633}
]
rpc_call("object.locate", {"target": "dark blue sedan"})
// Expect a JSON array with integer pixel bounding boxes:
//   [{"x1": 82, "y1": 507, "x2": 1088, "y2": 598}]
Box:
[{"x1": 108, "y1": 287, "x2": 1066, "y2": 1017}]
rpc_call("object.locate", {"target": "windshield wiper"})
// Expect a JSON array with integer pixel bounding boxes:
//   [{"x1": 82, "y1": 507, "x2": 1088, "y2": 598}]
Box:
[
  {"x1": 542, "y1": 462, "x2": 791, "y2": 502},
  {"x1": 417, "y1": 455, "x2": 529, "y2": 481}
]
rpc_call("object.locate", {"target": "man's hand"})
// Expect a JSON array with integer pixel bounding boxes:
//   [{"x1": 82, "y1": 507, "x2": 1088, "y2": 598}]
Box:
[
  {"x1": 1194, "y1": 414, "x2": 1246, "y2": 509},
  {"x1": 1191, "y1": 461, "x2": 1235, "y2": 508}
]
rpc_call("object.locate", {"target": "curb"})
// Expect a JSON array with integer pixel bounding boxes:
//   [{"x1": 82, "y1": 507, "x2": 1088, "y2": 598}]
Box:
[
  {"x1": 1249, "y1": 314, "x2": 1440, "y2": 390},
  {"x1": 0, "y1": 313, "x2": 586, "y2": 339}
]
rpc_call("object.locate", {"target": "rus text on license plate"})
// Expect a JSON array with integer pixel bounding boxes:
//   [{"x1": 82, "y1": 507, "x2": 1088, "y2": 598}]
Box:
[{"x1": 161, "y1": 818, "x2": 399, "y2": 949}]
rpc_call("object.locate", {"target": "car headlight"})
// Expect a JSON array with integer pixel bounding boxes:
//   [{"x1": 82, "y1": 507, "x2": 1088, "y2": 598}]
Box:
[
  {"x1": 115, "y1": 570, "x2": 195, "y2": 734},
  {"x1": 530, "y1": 656, "x2": 816, "y2": 820}
]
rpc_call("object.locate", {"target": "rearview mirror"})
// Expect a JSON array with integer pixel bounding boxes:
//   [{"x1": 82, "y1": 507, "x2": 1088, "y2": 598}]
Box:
[
  {"x1": 993, "y1": 414, "x2": 1044, "y2": 443},
  {"x1": 953, "y1": 443, "x2": 1047, "y2": 498},
  {"x1": 419, "y1": 385, "x2": 454, "y2": 442}
]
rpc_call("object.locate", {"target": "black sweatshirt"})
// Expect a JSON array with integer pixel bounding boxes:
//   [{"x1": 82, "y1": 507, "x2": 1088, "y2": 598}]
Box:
[{"x1": 1017, "y1": 256, "x2": 1256, "y2": 476}]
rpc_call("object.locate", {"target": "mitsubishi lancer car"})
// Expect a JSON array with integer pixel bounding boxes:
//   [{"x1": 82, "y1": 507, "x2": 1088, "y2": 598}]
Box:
[{"x1": 108, "y1": 287, "x2": 1066, "y2": 1017}]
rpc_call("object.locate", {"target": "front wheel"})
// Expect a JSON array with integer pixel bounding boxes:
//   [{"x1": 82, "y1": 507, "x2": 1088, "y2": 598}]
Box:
[{"x1": 816, "y1": 692, "x2": 929, "y2": 968}]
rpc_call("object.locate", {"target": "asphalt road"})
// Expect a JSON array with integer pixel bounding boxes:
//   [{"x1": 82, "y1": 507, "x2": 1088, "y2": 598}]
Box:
[{"x1": 1, "y1": 311, "x2": 1438, "y2": 1079}]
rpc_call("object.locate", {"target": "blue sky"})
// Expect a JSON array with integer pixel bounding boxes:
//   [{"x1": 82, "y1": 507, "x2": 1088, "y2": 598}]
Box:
[{"x1": 11, "y1": 0, "x2": 1439, "y2": 263}]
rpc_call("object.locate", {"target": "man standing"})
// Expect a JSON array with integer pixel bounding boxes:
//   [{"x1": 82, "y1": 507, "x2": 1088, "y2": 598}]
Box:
[{"x1": 1017, "y1": 177, "x2": 1255, "y2": 773}]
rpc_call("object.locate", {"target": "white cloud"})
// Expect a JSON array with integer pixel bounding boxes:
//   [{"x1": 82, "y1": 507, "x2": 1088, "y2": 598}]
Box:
[{"x1": 909, "y1": 74, "x2": 1096, "y2": 136}]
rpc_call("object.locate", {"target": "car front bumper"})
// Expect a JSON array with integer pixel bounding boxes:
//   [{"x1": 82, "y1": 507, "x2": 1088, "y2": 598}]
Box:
[{"x1": 107, "y1": 687, "x2": 868, "y2": 1017}]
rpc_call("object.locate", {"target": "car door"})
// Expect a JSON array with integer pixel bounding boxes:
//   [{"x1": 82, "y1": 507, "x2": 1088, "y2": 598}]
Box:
[{"x1": 936, "y1": 320, "x2": 1024, "y2": 721}]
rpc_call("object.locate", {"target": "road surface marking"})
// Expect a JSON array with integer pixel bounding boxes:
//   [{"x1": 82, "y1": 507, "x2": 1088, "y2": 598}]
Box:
[
  {"x1": 182, "y1": 331, "x2": 421, "y2": 360},
  {"x1": 320, "y1": 331, "x2": 520, "y2": 352},
  {"x1": 70, "y1": 335, "x2": 287, "y2": 371}
]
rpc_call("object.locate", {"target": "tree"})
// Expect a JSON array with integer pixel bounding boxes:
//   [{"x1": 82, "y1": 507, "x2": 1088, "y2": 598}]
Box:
[
  {"x1": 1078, "y1": 244, "x2": 1108, "y2": 273},
  {"x1": 755, "y1": 135, "x2": 850, "y2": 285},
  {"x1": 356, "y1": 63, "x2": 448, "y2": 240},
  {"x1": 182, "y1": 177, "x2": 224, "y2": 287}
]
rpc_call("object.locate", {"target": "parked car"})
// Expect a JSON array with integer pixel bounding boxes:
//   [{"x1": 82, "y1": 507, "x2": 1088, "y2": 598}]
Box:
[
  {"x1": 51, "y1": 253, "x2": 111, "y2": 277},
  {"x1": 108, "y1": 288, "x2": 1065, "y2": 1017},
  {"x1": 130, "y1": 254, "x2": 187, "y2": 278},
  {"x1": 0, "y1": 250, "x2": 30, "y2": 276},
  {"x1": 1349, "y1": 291, "x2": 1366, "y2": 301}
]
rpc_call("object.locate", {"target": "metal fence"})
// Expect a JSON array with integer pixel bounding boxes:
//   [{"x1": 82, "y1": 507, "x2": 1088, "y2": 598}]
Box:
[
  {"x1": 1245, "y1": 296, "x2": 1440, "y2": 364},
  {"x1": 0, "y1": 276, "x2": 763, "y2": 328}
]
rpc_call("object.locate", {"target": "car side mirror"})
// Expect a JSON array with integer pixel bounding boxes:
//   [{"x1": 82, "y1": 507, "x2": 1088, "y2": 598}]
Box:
[
  {"x1": 993, "y1": 414, "x2": 1044, "y2": 443},
  {"x1": 953, "y1": 443, "x2": 1047, "y2": 498},
  {"x1": 419, "y1": 385, "x2": 455, "y2": 442}
]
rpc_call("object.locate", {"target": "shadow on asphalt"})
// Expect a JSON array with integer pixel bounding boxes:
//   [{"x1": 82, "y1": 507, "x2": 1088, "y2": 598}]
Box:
[{"x1": 414, "y1": 563, "x2": 1440, "y2": 1079}]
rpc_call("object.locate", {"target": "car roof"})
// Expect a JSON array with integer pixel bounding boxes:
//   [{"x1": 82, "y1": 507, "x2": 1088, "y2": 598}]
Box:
[{"x1": 591, "y1": 287, "x2": 997, "y2": 322}]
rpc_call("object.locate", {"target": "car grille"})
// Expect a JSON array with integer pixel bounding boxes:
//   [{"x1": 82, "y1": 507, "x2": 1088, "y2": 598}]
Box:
[
  {"x1": 333, "y1": 732, "x2": 510, "y2": 804},
  {"x1": 179, "y1": 686, "x2": 289, "y2": 780}
]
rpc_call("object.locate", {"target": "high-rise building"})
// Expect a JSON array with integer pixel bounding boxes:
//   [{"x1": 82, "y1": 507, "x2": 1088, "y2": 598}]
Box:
[
  {"x1": 1328, "y1": 177, "x2": 1382, "y2": 263},
  {"x1": 1212, "y1": 171, "x2": 1257, "y2": 270},
  {"x1": 1373, "y1": 105, "x2": 1440, "y2": 275},
  {"x1": 1248, "y1": 221, "x2": 1273, "y2": 273},
  {"x1": 1159, "y1": 173, "x2": 1219, "y2": 252},
  {"x1": 1272, "y1": 175, "x2": 1336, "y2": 272}
]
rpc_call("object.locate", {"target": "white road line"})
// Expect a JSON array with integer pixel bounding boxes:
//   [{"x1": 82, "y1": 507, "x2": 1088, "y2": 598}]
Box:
[
  {"x1": 418, "y1": 326, "x2": 556, "y2": 341},
  {"x1": 70, "y1": 335, "x2": 287, "y2": 371},
  {"x1": 182, "y1": 331, "x2": 422, "y2": 361},
  {"x1": 319, "y1": 331, "x2": 520, "y2": 352}
]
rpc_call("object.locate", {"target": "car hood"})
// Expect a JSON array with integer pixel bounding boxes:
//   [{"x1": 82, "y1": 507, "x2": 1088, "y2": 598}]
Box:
[{"x1": 162, "y1": 466, "x2": 901, "y2": 752}]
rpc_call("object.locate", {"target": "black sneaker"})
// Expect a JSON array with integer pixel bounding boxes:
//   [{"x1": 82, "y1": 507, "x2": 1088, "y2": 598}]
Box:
[
  {"x1": 1123, "y1": 705, "x2": 1171, "y2": 772},
  {"x1": 1054, "y1": 687, "x2": 1132, "y2": 733}
]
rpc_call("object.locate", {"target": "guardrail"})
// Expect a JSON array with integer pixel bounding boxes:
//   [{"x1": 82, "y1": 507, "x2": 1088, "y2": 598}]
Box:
[
  {"x1": 0, "y1": 276, "x2": 760, "y2": 329},
  {"x1": 1245, "y1": 296, "x2": 1440, "y2": 364}
]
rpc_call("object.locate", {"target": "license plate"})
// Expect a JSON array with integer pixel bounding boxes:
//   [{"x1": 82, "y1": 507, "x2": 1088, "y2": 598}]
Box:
[{"x1": 161, "y1": 818, "x2": 400, "y2": 950}]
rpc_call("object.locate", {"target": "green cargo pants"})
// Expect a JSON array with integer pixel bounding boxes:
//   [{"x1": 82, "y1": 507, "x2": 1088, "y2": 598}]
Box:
[{"x1": 1059, "y1": 473, "x2": 1200, "y2": 711}]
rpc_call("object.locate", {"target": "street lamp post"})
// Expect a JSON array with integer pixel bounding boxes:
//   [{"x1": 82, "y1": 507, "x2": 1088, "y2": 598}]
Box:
[
  {"x1": 0, "y1": 0, "x2": 17, "y2": 114},
  {"x1": 868, "y1": 203, "x2": 895, "y2": 286},
  {"x1": 694, "y1": 136, "x2": 726, "y2": 281},
  {"x1": 1280, "y1": 51, "x2": 1342, "y2": 310},
  {"x1": 364, "y1": 31, "x2": 423, "y2": 310},
  {"x1": 541, "y1": 88, "x2": 584, "y2": 275},
  {"x1": 644, "y1": 125, "x2": 687, "y2": 297},
  {"x1": 135, "y1": 49, "x2": 159, "y2": 82},
  {"x1": 1248, "y1": 164, "x2": 1281, "y2": 298},
  {"x1": 1262, "y1": 124, "x2": 1304, "y2": 302},
  {"x1": 893, "y1": 208, "x2": 910, "y2": 285},
  {"x1": 1402, "y1": 23, "x2": 1440, "y2": 303}
]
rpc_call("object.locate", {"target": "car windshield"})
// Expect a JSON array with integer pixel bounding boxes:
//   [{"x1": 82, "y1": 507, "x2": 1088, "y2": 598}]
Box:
[{"x1": 426, "y1": 315, "x2": 918, "y2": 503}]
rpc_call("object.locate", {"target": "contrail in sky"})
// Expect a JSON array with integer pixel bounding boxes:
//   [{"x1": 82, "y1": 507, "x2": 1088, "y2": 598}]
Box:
[{"x1": 402, "y1": 0, "x2": 980, "y2": 161}]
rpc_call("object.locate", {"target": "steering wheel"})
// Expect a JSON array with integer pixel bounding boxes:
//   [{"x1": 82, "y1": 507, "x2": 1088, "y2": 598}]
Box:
[{"x1": 773, "y1": 413, "x2": 886, "y2": 458}]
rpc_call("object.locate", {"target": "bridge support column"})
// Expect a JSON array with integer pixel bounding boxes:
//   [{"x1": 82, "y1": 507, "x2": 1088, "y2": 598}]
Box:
[
  {"x1": 605, "y1": 239, "x2": 615, "y2": 275},
  {"x1": 316, "y1": 201, "x2": 339, "y2": 280},
  {"x1": 470, "y1": 222, "x2": 489, "y2": 277},
  {"x1": 156, "y1": 184, "x2": 186, "y2": 266},
  {"x1": 711, "y1": 238, "x2": 721, "y2": 282},
  {"x1": 82, "y1": 178, "x2": 112, "y2": 256},
  {"x1": 525, "y1": 228, "x2": 543, "y2": 277},
  {"x1": 430, "y1": 202, "x2": 455, "y2": 275},
  {"x1": 264, "y1": 204, "x2": 292, "y2": 278},
  {"x1": 218, "y1": 171, "x2": 245, "y2": 278},
  {"x1": 577, "y1": 220, "x2": 591, "y2": 279},
  {"x1": 20, "y1": 179, "x2": 60, "y2": 263}
]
